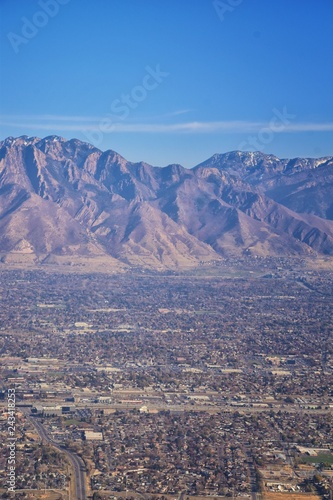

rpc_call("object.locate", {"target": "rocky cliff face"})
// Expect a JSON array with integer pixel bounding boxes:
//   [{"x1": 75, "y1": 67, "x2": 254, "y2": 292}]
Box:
[{"x1": 1, "y1": 136, "x2": 333, "y2": 268}]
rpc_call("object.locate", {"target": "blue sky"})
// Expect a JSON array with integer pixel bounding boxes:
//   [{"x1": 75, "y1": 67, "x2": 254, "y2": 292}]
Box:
[{"x1": 0, "y1": 0, "x2": 332, "y2": 167}]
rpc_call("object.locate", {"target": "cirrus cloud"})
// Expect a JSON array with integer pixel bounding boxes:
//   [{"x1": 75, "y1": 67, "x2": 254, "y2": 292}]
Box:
[{"x1": 1, "y1": 114, "x2": 333, "y2": 134}]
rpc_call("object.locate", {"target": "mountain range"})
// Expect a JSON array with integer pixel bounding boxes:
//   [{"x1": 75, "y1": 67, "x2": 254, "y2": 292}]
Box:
[{"x1": 0, "y1": 135, "x2": 333, "y2": 269}]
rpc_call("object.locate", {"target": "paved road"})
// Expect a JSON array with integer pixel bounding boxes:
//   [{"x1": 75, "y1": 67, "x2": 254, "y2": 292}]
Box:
[
  {"x1": 23, "y1": 410, "x2": 87, "y2": 500},
  {"x1": 13, "y1": 401, "x2": 333, "y2": 416},
  {"x1": 244, "y1": 447, "x2": 259, "y2": 500}
]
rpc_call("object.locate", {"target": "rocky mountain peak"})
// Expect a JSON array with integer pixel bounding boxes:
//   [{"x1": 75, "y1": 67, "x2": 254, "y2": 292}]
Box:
[{"x1": 0, "y1": 136, "x2": 332, "y2": 269}]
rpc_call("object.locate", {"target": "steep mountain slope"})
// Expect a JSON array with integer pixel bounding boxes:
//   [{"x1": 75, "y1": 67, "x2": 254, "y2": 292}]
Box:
[
  {"x1": 0, "y1": 135, "x2": 333, "y2": 269},
  {"x1": 196, "y1": 151, "x2": 333, "y2": 220}
]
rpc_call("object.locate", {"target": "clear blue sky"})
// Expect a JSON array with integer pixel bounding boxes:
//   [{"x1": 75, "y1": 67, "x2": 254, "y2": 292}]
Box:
[{"x1": 0, "y1": 0, "x2": 332, "y2": 167}]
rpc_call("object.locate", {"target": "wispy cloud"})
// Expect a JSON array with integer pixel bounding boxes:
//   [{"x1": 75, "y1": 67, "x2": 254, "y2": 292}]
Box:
[
  {"x1": 0, "y1": 110, "x2": 193, "y2": 123},
  {"x1": 282, "y1": 123, "x2": 333, "y2": 132},
  {"x1": 0, "y1": 117, "x2": 262, "y2": 133},
  {"x1": 162, "y1": 109, "x2": 193, "y2": 118},
  {"x1": 1, "y1": 115, "x2": 333, "y2": 134}
]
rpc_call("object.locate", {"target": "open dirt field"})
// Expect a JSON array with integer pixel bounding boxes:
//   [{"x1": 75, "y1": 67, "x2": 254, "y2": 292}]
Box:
[{"x1": 264, "y1": 493, "x2": 320, "y2": 500}]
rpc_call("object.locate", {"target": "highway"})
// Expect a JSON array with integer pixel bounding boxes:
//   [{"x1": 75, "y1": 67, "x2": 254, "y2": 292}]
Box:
[{"x1": 22, "y1": 409, "x2": 87, "y2": 500}]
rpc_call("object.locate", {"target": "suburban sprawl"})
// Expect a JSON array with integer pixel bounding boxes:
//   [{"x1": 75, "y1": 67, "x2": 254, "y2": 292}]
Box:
[{"x1": 0, "y1": 258, "x2": 332, "y2": 499}]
